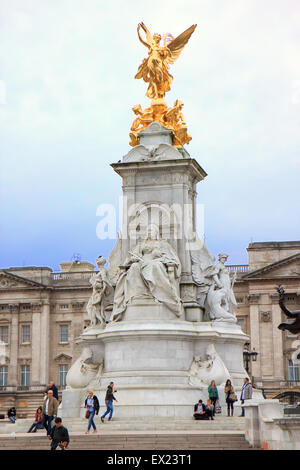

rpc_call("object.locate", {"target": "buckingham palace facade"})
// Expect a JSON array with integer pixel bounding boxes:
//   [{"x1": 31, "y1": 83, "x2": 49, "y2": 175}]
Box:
[{"x1": 0, "y1": 241, "x2": 299, "y2": 416}]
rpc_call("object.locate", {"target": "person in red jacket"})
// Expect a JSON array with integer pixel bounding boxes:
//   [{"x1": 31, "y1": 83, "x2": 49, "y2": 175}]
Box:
[{"x1": 27, "y1": 406, "x2": 44, "y2": 433}]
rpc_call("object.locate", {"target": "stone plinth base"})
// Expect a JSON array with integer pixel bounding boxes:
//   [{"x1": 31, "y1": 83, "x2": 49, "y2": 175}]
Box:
[
  {"x1": 243, "y1": 399, "x2": 300, "y2": 450},
  {"x1": 61, "y1": 318, "x2": 250, "y2": 419}
]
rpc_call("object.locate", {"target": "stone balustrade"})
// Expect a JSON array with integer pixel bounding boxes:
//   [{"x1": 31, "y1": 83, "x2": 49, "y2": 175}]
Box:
[
  {"x1": 226, "y1": 265, "x2": 249, "y2": 273},
  {"x1": 244, "y1": 399, "x2": 300, "y2": 450},
  {"x1": 52, "y1": 272, "x2": 93, "y2": 281}
]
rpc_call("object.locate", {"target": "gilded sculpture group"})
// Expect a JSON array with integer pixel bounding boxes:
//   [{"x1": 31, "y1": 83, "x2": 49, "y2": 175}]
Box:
[{"x1": 130, "y1": 22, "x2": 196, "y2": 148}]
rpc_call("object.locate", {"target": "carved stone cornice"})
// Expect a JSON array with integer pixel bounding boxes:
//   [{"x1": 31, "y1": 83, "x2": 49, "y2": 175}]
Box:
[
  {"x1": 248, "y1": 294, "x2": 260, "y2": 304},
  {"x1": 54, "y1": 353, "x2": 72, "y2": 362},
  {"x1": 9, "y1": 304, "x2": 20, "y2": 314},
  {"x1": 32, "y1": 303, "x2": 43, "y2": 312},
  {"x1": 72, "y1": 302, "x2": 85, "y2": 310},
  {"x1": 269, "y1": 292, "x2": 279, "y2": 303},
  {"x1": 18, "y1": 358, "x2": 31, "y2": 365}
]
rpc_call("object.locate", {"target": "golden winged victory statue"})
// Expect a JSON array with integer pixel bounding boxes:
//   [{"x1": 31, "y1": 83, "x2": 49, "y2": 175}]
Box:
[{"x1": 129, "y1": 22, "x2": 197, "y2": 148}]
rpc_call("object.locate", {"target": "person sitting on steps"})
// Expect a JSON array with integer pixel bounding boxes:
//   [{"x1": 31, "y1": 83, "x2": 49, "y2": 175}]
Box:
[{"x1": 193, "y1": 400, "x2": 209, "y2": 420}]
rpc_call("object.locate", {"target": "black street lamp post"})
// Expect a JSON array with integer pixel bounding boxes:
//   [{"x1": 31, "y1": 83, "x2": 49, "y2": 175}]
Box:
[{"x1": 243, "y1": 342, "x2": 258, "y2": 374}]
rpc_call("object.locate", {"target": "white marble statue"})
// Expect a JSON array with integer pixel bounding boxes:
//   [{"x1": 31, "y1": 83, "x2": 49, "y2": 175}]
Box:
[
  {"x1": 206, "y1": 285, "x2": 236, "y2": 322},
  {"x1": 189, "y1": 344, "x2": 231, "y2": 387},
  {"x1": 87, "y1": 256, "x2": 114, "y2": 328},
  {"x1": 211, "y1": 253, "x2": 237, "y2": 314},
  {"x1": 111, "y1": 224, "x2": 183, "y2": 321},
  {"x1": 190, "y1": 241, "x2": 237, "y2": 323},
  {"x1": 66, "y1": 347, "x2": 104, "y2": 389},
  {"x1": 205, "y1": 253, "x2": 237, "y2": 323}
]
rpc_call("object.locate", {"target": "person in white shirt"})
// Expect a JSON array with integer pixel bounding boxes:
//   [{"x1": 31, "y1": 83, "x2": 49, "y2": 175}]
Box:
[{"x1": 240, "y1": 377, "x2": 253, "y2": 417}]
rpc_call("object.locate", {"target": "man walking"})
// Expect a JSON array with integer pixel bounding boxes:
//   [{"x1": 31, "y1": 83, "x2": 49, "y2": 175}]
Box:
[
  {"x1": 101, "y1": 382, "x2": 117, "y2": 422},
  {"x1": 42, "y1": 389, "x2": 58, "y2": 435},
  {"x1": 49, "y1": 417, "x2": 69, "y2": 451},
  {"x1": 240, "y1": 377, "x2": 253, "y2": 417}
]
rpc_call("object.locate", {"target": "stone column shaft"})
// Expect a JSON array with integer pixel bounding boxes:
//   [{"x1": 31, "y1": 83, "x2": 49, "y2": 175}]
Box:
[
  {"x1": 39, "y1": 301, "x2": 50, "y2": 386},
  {"x1": 31, "y1": 307, "x2": 42, "y2": 385},
  {"x1": 9, "y1": 304, "x2": 19, "y2": 387},
  {"x1": 249, "y1": 302, "x2": 261, "y2": 378},
  {"x1": 271, "y1": 303, "x2": 285, "y2": 380}
]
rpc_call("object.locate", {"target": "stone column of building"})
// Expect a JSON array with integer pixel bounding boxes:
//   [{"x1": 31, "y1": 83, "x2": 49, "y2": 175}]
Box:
[
  {"x1": 39, "y1": 300, "x2": 50, "y2": 387},
  {"x1": 270, "y1": 293, "x2": 285, "y2": 382},
  {"x1": 248, "y1": 294, "x2": 261, "y2": 380},
  {"x1": 31, "y1": 303, "x2": 43, "y2": 387},
  {"x1": 9, "y1": 303, "x2": 20, "y2": 389}
]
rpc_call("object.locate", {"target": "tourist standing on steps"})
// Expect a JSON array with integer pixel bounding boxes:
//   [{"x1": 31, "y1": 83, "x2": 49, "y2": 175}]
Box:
[
  {"x1": 207, "y1": 380, "x2": 219, "y2": 416},
  {"x1": 224, "y1": 379, "x2": 236, "y2": 417},
  {"x1": 42, "y1": 389, "x2": 58, "y2": 435},
  {"x1": 7, "y1": 407, "x2": 17, "y2": 423},
  {"x1": 49, "y1": 417, "x2": 69, "y2": 450},
  {"x1": 240, "y1": 377, "x2": 253, "y2": 417},
  {"x1": 101, "y1": 382, "x2": 117, "y2": 422},
  {"x1": 47, "y1": 381, "x2": 59, "y2": 401},
  {"x1": 84, "y1": 390, "x2": 99, "y2": 434},
  {"x1": 27, "y1": 406, "x2": 44, "y2": 433}
]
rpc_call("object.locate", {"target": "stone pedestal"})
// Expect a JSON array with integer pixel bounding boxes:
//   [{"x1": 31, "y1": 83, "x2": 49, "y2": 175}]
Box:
[
  {"x1": 61, "y1": 121, "x2": 256, "y2": 420},
  {"x1": 61, "y1": 389, "x2": 86, "y2": 418},
  {"x1": 62, "y1": 316, "x2": 249, "y2": 418}
]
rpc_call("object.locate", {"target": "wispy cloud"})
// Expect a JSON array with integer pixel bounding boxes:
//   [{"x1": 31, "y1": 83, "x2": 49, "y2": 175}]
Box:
[{"x1": 0, "y1": 0, "x2": 300, "y2": 268}]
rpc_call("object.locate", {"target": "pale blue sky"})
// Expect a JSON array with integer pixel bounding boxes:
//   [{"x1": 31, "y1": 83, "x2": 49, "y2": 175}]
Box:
[{"x1": 0, "y1": 0, "x2": 300, "y2": 270}]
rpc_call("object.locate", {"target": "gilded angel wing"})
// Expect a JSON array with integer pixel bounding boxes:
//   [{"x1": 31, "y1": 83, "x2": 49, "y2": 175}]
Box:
[{"x1": 167, "y1": 24, "x2": 197, "y2": 64}]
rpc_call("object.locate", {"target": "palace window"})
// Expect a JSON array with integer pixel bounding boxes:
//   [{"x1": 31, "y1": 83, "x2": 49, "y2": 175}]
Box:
[
  {"x1": 59, "y1": 364, "x2": 68, "y2": 386},
  {"x1": 22, "y1": 304, "x2": 31, "y2": 310},
  {"x1": 0, "y1": 305, "x2": 9, "y2": 311},
  {"x1": 21, "y1": 325, "x2": 31, "y2": 343},
  {"x1": 60, "y1": 325, "x2": 69, "y2": 343},
  {"x1": 60, "y1": 304, "x2": 69, "y2": 310},
  {"x1": 0, "y1": 366, "x2": 8, "y2": 386},
  {"x1": 237, "y1": 318, "x2": 245, "y2": 332},
  {"x1": 288, "y1": 359, "x2": 300, "y2": 381},
  {"x1": 0, "y1": 326, "x2": 9, "y2": 344},
  {"x1": 20, "y1": 365, "x2": 30, "y2": 386}
]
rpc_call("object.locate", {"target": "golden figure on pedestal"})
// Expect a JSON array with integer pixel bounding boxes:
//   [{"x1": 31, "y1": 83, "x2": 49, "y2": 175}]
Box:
[{"x1": 130, "y1": 22, "x2": 196, "y2": 148}]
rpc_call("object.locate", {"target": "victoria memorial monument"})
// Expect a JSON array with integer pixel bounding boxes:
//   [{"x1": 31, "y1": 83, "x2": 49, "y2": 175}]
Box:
[{"x1": 61, "y1": 23, "x2": 256, "y2": 418}]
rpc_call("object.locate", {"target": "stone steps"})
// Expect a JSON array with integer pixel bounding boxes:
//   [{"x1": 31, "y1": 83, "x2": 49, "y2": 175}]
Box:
[
  {"x1": 0, "y1": 416, "x2": 246, "y2": 434},
  {"x1": 0, "y1": 432, "x2": 254, "y2": 450}
]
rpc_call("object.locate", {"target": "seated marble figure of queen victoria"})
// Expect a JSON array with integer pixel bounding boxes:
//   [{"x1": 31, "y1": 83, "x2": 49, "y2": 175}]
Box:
[{"x1": 111, "y1": 224, "x2": 183, "y2": 321}]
